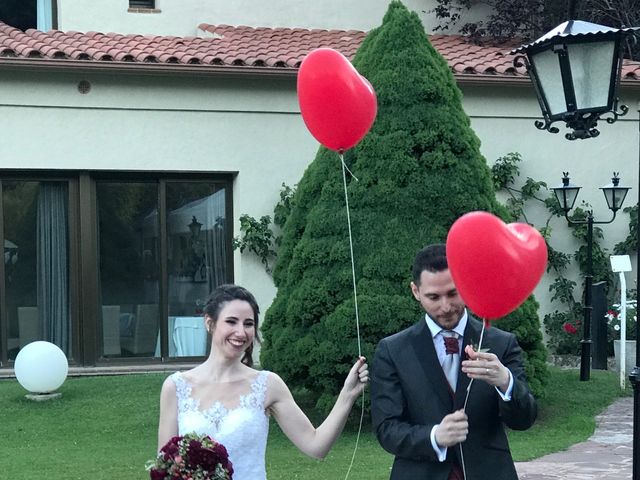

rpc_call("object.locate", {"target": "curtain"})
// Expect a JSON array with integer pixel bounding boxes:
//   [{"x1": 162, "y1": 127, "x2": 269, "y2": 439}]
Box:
[
  {"x1": 204, "y1": 189, "x2": 227, "y2": 290},
  {"x1": 37, "y1": 0, "x2": 53, "y2": 31},
  {"x1": 37, "y1": 182, "x2": 70, "y2": 355}
]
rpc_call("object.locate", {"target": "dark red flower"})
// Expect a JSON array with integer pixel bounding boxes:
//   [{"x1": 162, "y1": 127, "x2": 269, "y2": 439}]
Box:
[
  {"x1": 187, "y1": 440, "x2": 231, "y2": 473},
  {"x1": 160, "y1": 436, "x2": 181, "y2": 459},
  {"x1": 149, "y1": 468, "x2": 166, "y2": 480},
  {"x1": 563, "y1": 322, "x2": 578, "y2": 334},
  {"x1": 213, "y1": 443, "x2": 233, "y2": 473}
]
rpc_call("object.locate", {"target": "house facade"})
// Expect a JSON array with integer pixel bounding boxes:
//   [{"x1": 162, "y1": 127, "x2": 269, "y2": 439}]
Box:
[{"x1": 1, "y1": 1, "x2": 639, "y2": 369}]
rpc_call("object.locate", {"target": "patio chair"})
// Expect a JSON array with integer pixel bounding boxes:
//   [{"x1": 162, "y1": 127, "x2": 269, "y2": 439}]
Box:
[
  {"x1": 101, "y1": 305, "x2": 121, "y2": 356},
  {"x1": 121, "y1": 303, "x2": 159, "y2": 356},
  {"x1": 17, "y1": 306, "x2": 39, "y2": 348}
]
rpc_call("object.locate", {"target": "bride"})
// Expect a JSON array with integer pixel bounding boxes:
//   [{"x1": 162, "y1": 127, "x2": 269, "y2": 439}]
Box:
[{"x1": 157, "y1": 284, "x2": 369, "y2": 479}]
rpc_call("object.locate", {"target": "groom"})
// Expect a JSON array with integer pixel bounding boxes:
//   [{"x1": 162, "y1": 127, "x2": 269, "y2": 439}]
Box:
[{"x1": 370, "y1": 244, "x2": 537, "y2": 480}]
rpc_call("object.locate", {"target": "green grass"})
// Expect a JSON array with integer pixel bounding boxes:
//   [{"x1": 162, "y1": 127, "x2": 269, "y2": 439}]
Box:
[{"x1": 0, "y1": 366, "x2": 627, "y2": 478}]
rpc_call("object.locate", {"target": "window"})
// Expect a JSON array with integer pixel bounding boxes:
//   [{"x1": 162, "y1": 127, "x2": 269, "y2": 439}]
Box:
[
  {"x1": 3, "y1": 180, "x2": 73, "y2": 362},
  {"x1": 0, "y1": 1, "x2": 37, "y2": 31},
  {"x1": 0, "y1": 173, "x2": 232, "y2": 367},
  {"x1": 129, "y1": 0, "x2": 155, "y2": 8},
  {"x1": 94, "y1": 177, "x2": 231, "y2": 361}
]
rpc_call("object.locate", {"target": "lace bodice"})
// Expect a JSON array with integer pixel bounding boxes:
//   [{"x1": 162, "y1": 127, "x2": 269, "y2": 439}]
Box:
[{"x1": 171, "y1": 370, "x2": 270, "y2": 480}]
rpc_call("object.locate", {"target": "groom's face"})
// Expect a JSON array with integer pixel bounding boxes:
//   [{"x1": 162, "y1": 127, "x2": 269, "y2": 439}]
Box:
[{"x1": 411, "y1": 269, "x2": 465, "y2": 330}]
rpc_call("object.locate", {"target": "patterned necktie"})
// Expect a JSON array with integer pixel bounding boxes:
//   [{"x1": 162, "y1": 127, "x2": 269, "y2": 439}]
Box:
[{"x1": 441, "y1": 330, "x2": 460, "y2": 391}]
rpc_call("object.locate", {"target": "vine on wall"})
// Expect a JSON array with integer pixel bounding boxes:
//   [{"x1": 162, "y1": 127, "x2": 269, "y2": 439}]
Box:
[{"x1": 231, "y1": 183, "x2": 296, "y2": 273}]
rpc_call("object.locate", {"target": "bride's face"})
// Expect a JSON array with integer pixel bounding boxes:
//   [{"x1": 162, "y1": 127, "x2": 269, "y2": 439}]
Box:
[{"x1": 209, "y1": 299, "x2": 256, "y2": 358}]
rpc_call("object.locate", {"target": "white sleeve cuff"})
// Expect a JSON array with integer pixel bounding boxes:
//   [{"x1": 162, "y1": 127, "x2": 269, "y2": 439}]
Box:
[
  {"x1": 430, "y1": 424, "x2": 448, "y2": 462},
  {"x1": 496, "y1": 369, "x2": 514, "y2": 401}
]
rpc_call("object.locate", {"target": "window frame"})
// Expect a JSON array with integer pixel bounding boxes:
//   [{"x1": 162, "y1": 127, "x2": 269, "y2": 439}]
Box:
[
  {"x1": 129, "y1": 0, "x2": 155, "y2": 9},
  {"x1": 0, "y1": 173, "x2": 80, "y2": 367},
  {"x1": 0, "y1": 171, "x2": 234, "y2": 368}
]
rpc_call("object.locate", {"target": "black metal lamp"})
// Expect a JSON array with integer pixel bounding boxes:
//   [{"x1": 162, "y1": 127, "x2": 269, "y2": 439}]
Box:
[
  {"x1": 601, "y1": 172, "x2": 631, "y2": 212},
  {"x1": 552, "y1": 172, "x2": 582, "y2": 213},
  {"x1": 552, "y1": 172, "x2": 630, "y2": 382},
  {"x1": 512, "y1": 21, "x2": 639, "y2": 140}
]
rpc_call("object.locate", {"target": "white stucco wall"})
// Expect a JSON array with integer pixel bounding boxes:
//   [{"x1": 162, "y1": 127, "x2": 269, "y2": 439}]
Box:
[
  {"x1": 56, "y1": 0, "x2": 490, "y2": 35},
  {"x1": 1, "y1": 65, "x2": 638, "y2": 327}
]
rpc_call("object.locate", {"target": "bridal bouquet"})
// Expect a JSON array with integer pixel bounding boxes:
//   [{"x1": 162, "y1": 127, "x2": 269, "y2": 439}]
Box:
[{"x1": 146, "y1": 433, "x2": 233, "y2": 480}]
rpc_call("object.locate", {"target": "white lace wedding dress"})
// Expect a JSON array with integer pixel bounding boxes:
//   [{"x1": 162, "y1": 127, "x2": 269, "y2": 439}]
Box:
[{"x1": 171, "y1": 370, "x2": 270, "y2": 480}]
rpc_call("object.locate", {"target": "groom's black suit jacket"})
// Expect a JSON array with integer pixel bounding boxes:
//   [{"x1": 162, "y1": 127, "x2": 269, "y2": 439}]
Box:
[{"x1": 371, "y1": 315, "x2": 537, "y2": 480}]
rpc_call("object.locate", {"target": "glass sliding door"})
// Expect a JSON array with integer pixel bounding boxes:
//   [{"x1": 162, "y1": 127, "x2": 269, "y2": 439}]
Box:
[
  {"x1": 0, "y1": 173, "x2": 232, "y2": 368},
  {"x1": 165, "y1": 182, "x2": 229, "y2": 358},
  {"x1": 96, "y1": 182, "x2": 159, "y2": 358},
  {"x1": 3, "y1": 180, "x2": 71, "y2": 360}
]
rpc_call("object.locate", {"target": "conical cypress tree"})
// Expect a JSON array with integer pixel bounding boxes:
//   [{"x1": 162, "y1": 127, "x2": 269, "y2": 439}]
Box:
[{"x1": 261, "y1": 1, "x2": 548, "y2": 409}]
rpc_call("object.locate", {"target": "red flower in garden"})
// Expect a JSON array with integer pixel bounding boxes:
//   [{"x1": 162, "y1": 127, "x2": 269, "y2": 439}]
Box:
[{"x1": 563, "y1": 322, "x2": 578, "y2": 334}]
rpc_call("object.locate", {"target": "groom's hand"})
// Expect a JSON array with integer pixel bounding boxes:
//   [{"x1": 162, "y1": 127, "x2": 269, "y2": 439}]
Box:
[
  {"x1": 435, "y1": 410, "x2": 468, "y2": 447},
  {"x1": 462, "y1": 345, "x2": 511, "y2": 392}
]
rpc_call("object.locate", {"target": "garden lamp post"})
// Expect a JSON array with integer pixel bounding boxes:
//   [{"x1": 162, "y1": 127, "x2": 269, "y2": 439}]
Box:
[
  {"x1": 552, "y1": 173, "x2": 630, "y2": 381},
  {"x1": 512, "y1": 2, "x2": 640, "y2": 474}
]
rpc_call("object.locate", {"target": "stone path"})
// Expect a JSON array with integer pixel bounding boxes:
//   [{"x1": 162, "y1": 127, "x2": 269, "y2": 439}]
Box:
[{"x1": 515, "y1": 396, "x2": 633, "y2": 479}]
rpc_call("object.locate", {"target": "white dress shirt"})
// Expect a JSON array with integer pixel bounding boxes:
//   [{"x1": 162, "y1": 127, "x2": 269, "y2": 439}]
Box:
[{"x1": 425, "y1": 311, "x2": 514, "y2": 461}]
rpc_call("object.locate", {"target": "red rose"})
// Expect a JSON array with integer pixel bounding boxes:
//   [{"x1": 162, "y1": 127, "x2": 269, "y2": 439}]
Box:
[{"x1": 563, "y1": 322, "x2": 578, "y2": 334}]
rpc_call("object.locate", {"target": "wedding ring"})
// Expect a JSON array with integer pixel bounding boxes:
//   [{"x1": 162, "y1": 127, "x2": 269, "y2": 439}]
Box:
[{"x1": 485, "y1": 368, "x2": 490, "y2": 374}]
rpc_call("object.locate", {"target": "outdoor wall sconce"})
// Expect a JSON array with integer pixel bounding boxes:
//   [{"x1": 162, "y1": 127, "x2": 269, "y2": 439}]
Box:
[{"x1": 512, "y1": 20, "x2": 639, "y2": 140}]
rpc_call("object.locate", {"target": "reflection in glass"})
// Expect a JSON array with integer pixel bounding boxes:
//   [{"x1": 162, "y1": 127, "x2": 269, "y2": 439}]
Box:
[
  {"x1": 165, "y1": 183, "x2": 228, "y2": 357},
  {"x1": 96, "y1": 182, "x2": 159, "y2": 358},
  {"x1": 3, "y1": 181, "x2": 71, "y2": 360}
]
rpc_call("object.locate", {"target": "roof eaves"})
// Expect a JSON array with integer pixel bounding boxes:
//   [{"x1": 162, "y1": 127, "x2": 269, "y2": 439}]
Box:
[
  {"x1": 0, "y1": 56, "x2": 638, "y2": 88},
  {"x1": 0, "y1": 57, "x2": 299, "y2": 78}
]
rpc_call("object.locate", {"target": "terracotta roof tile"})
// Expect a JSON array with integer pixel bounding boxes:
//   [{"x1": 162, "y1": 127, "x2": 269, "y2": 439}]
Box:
[{"x1": 0, "y1": 21, "x2": 636, "y2": 82}]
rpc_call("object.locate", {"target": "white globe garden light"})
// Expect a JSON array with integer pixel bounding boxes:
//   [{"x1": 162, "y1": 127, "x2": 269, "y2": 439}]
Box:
[{"x1": 14, "y1": 341, "x2": 68, "y2": 394}]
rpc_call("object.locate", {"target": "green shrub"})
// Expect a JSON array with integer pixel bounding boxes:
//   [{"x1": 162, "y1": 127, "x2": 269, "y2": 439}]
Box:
[{"x1": 261, "y1": 1, "x2": 548, "y2": 409}]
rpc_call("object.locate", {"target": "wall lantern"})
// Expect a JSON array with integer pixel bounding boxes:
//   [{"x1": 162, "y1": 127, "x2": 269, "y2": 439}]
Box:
[{"x1": 512, "y1": 21, "x2": 639, "y2": 140}]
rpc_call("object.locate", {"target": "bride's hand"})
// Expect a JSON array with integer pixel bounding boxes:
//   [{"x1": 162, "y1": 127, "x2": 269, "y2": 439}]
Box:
[{"x1": 343, "y1": 356, "x2": 369, "y2": 399}]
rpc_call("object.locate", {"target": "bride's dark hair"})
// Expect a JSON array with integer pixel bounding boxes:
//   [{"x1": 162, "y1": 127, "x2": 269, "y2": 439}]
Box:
[{"x1": 203, "y1": 284, "x2": 261, "y2": 367}]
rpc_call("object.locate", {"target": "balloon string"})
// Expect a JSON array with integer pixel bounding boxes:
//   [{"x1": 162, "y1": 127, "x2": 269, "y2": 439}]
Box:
[
  {"x1": 340, "y1": 153, "x2": 362, "y2": 357},
  {"x1": 340, "y1": 156, "x2": 359, "y2": 182},
  {"x1": 459, "y1": 318, "x2": 487, "y2": 480},
  {"x1": 340, "y1": 152, "x2": 363, "y2": 480}
]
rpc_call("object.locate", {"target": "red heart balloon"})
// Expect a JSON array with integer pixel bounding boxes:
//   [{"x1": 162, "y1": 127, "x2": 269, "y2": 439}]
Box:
[
  {"x1": 297, "y1": 48, "x2": 377, "y2": 152},
  {"x1": 446, "y1": 211, "x2": 548, "y2": 320}
]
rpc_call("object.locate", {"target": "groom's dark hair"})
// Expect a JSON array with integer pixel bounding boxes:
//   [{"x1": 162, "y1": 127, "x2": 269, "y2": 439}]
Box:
[{"x1": 412, "y1": 244, "x2": 448, "y2": 284}]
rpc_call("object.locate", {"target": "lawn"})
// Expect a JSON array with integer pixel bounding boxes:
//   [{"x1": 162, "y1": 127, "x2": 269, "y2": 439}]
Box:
[{"x1": 0, "y1": 366, "x2": 627, "y2": 479}]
